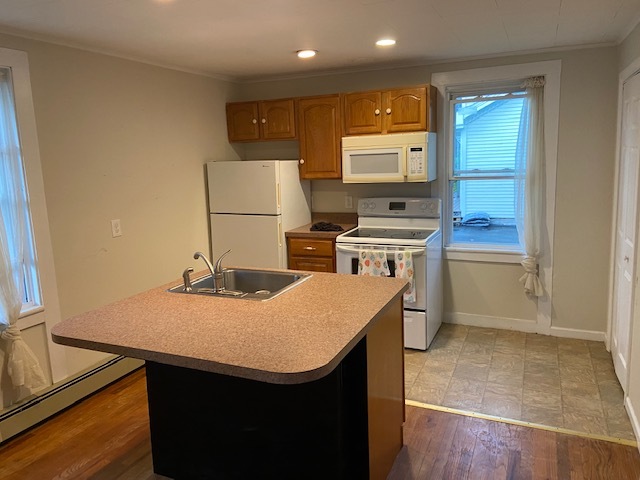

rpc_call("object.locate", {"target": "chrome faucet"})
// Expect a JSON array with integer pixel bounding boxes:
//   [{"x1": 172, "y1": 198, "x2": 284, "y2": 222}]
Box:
[{"x1": 194, "y1": 250, "x2": 231, "y2": 292}]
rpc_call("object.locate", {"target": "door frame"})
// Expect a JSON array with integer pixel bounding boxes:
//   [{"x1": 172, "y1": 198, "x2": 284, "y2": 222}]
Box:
[{"x1": 607, "y1": 58, "x2": 640, "y2": 384}]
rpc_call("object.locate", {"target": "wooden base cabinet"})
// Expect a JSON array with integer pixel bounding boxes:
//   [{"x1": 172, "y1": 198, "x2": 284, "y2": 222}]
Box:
[
  {"x1": 145, "y1": 299, "x2": 405, "y2": 480},
  {"x1": 343, "y1": 85, "x2": 436, "y2": 135},
  {"x1": 287, "y1": 237, "x2": 336, "y2": 272}
]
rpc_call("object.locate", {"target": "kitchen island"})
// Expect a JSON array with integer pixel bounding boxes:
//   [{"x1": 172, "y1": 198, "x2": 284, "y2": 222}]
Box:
[{"x1": 51, "y1": 269, "x2": 408, "y2": 479}]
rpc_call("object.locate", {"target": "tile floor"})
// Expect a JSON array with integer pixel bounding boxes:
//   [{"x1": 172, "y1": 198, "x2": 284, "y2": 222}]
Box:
[{"x1": 404, "y1": 323, "x2": 637, "y2": 441}]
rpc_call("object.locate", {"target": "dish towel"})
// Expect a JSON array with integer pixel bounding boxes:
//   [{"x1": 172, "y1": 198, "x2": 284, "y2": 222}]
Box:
[
  {"x1": 395, "y1": 251, "x2": 416, "y2": 303},
  {"x1": 358, "y1": 250, "x2": 390, "y2": 277}
]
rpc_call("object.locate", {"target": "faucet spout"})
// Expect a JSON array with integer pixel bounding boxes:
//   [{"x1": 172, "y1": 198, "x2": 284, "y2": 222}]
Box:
[{"x1": 193, "y1": 251, "x2": 215, "y2": 277}]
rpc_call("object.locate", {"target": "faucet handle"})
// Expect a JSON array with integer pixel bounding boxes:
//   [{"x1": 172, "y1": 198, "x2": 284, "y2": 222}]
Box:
[
  {"x1": 182, "y1": 267, "x2": 194, "y2": 293},
  {"x1": 214, "y1": 249, "x2": 232, "y2": 273}
]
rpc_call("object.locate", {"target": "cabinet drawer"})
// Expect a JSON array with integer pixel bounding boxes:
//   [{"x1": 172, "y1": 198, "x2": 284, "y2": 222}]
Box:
[
  {"x1": 289, "y1": 257, "x2": 334, "y2": 273},
  {"x1": 288, "y1": 238, "x2": 334, "y2": 257}
]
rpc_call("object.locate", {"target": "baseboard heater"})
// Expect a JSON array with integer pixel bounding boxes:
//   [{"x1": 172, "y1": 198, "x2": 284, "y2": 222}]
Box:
[{"x1": 0, "y1": 356, "x2": 144, "y2": 442}]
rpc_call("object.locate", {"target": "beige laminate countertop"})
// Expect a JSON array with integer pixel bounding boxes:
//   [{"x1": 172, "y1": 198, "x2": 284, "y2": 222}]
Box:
[{"x1": 51, "y1": 269, "x2": 407, "y2": 385}]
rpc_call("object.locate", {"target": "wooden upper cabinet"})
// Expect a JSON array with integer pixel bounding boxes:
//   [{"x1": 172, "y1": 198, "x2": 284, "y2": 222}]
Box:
[
  {"x1": 297, "y1": 95, "x2": 342, "y2": 179},
  {"x1": 259, "y1": 99, "x2": 296, "y2": 140},
  {"x1": 384, "y1": 87, "x2": 427, "y2": 133},
  {"x1": 343, "y1": 85, "x2": 436, "y2": 135},
  {"x1": 226, "y1": 99, "x2": 296, "y2": 142},
  {"x1": 342, "y1": 91, "x2": 383, "y2": 135},
  {"x1": 226, "y1": 102, "x2": 260, "y2": 141}
]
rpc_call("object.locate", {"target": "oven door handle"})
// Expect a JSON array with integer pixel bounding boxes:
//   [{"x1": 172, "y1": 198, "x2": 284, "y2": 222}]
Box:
[{"x1": 336, "y1": 245, "x2": 426, "y2": 256}]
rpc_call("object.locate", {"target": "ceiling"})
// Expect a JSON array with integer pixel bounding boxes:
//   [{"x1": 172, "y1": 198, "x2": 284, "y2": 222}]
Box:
[{"x1": 0, "y1": 0, "x2": 638, "y2": 82}]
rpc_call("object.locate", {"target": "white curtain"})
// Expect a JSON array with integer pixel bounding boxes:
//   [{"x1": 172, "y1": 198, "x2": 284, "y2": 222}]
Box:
[
  {"x1": 515, "y1": 76, "x2": 545, "y2": 297},
  {"x1": 0, "y1": 68, "x2": 47, "y2": 398}
]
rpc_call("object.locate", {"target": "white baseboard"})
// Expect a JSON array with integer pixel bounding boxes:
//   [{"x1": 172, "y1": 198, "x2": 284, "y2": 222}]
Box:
[
  {"x1": 444, "y1": 312, "x2": 606, "y2": 341},
  {"x1": 548, "y1": 326, "x2": 605, "y2": 342},
  {"x1": 444, "y1": 312, "x2": 539, "y2": 333},
  {"x1": 625, "y1": 395, "x2": 640, "y2": 454},
  {"x1": 0, "y1": 356, "x2": 144, "y2": 442}
]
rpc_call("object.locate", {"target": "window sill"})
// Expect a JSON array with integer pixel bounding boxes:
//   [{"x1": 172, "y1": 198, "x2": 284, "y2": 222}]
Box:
[
  {"x1": 444, "y1": 246, "x2": 524, "y2": 264},
  {"x1": 17, "y1": 305, "x2": 45, "y2": 330}
]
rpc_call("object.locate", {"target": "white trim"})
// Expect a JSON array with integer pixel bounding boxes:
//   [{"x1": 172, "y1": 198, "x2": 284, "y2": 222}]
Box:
[
  {"x1": 444, "y1": 248, "x2": 523, "y2": 264},
  {"x1": 444, "y1": 312, "x2": 538, "y2": 333},
  {"x1": 625, "y1": 395, "x2": 640, "y2": 454},
  {"x1": 0, "y1": 47, "x2": 67, "y2": 383},
  {"x1": 445, "y1": 312, "x2": 605, "y2": 341},
  {"x1": 432, "y1": 60, "x2": 561, "y2": 337},
  {"x1": 548, "y1": 326, "x2": 606, "y2": 342}
]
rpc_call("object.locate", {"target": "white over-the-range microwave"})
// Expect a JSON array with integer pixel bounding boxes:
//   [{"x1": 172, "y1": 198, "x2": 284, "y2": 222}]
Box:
[{"x1": 341, "y1": 131, "x2": 436, "y2": 183}]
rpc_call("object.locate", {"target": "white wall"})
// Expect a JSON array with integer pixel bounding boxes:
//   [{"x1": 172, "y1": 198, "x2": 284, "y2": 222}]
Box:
[
  {"x1": 237, "y1": 46, "x2": 618, "y2": 336},
  {"x1": 0, "y1": 32, "x2": 239, "y2": 404}
]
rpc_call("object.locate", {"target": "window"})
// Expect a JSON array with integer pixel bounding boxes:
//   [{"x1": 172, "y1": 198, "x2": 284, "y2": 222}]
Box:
[
  {"x1": 0, "y1": 65, "x2": 41, "y2": 321},
  {"x1": 448, "y1": 85, "x2": 527, "y2": 250}
]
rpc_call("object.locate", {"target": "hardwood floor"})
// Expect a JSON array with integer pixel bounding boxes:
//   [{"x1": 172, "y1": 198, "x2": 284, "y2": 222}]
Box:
[{"x1": 1, "y1": 367, "x2": 639, "y2": 479}]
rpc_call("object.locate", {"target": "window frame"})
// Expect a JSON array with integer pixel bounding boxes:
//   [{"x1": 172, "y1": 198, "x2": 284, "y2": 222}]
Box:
[
  {"x1": 432, "y1": 62, "x2": 560, "y2": 264},
  {"x1": 0, "y1": 48, "x2": 62, "y2": 338},
  {"x1": 0, "y1": 66, "x2": 43, "y2": 316},
  {"x1": 447, "y1": 84, "x2": 528, "y2": 254}
]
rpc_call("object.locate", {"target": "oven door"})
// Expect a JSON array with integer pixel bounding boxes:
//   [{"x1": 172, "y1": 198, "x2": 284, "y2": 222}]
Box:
[{"x1": 336, "y1": 243, "x2": 426, "y2": 310}]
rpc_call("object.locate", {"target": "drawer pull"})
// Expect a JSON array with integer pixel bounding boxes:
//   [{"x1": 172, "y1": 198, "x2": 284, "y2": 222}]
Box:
[{"x1": 303, "y1": 246, "x2": 317, "y2": 251}]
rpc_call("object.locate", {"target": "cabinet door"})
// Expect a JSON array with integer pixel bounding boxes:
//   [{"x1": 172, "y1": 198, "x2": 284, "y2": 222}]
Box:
[
  {"x1": 342, "y1": 91, "x2": 382, "y2": 135},
  {"x1": 298, "y1": 95, "x2": 342, "y2": 179},
  {"x1": 289, "y1": 256, "x2": 335, "y2": 273},
  {"x1": 383, "y1": 87, "x2": 427, "y2": 133},
  {"x1": 259, "y1": 99, "x2": 296, "y2": 140},
  {"x1": 226, "y1": 102, "x2": 260, "y2": 142}
]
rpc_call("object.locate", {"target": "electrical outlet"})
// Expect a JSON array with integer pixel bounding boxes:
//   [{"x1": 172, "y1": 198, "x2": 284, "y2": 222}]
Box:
[
  {"x1": 345, "y1": 195, "x2": 353, "y2": 209},
  {"x1": 111, "y1": 219, "x2": 122, "y2": 238}
]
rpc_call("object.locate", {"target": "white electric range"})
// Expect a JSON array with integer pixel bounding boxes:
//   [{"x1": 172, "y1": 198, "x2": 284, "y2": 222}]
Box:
[{"x1": 335, "y1": 197, "x2": 442, "y2": 350}]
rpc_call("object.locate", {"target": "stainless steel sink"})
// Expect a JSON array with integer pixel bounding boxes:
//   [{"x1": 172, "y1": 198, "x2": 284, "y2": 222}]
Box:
[{"x1": 169, "y1": 268, "x2": 311, "y2": 300}]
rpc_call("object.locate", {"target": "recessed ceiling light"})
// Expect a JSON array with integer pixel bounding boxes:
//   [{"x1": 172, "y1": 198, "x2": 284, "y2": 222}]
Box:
[
  {"x1": 297, "y1": 50, "x2": 317, "y2": 59},
  {"x1": 376, "y1": 39, "x2": 396, "y2": 47}
]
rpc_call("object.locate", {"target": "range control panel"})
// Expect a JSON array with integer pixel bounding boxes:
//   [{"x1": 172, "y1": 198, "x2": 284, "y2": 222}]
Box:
[{"x1": 358, "y1": 197, "x2": 441, "y2": 218}]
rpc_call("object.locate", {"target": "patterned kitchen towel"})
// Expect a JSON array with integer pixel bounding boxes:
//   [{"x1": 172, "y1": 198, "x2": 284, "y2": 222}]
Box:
[
  {"x1": 358, "y1": 250, "x2": 390, "y2": 277},
  {"x1": 394, "y1": 251, "x2": 415, "y2": 303}
]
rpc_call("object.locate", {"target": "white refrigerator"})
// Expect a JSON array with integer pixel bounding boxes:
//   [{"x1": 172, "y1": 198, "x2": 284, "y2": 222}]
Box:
[{"x1": 207, "y1": 160, "x2": 311, "y2": 269}]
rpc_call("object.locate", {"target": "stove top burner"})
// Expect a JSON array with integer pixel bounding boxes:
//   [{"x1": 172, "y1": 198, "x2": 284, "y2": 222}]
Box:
[{"x1": 342, "y1": 228, "x2": 433, "y2": 240}]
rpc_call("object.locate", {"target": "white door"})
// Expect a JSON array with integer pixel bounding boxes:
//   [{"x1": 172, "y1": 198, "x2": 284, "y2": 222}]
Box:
[
  {"x1": 612, "y1": 72, "x2": 640, "y2": 392},
  {"x1": 207, "y1": 161, "x2": 280, "y2": 215},
  {"x1": 210, "y1": 214, "x2": 284, "y2": 269}
]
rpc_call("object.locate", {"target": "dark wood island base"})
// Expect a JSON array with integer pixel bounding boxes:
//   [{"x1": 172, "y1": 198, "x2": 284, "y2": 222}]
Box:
[{"x1": 145, "y1": 299, "x2": 404, "y2": 480}]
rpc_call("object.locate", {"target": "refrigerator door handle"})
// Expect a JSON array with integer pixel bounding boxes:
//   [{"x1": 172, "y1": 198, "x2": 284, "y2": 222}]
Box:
[
  {"x1": 277, "y1": 183, "x2": 281, "y2": 210},
  {"x1": 278, "y1": 221, "x2": 283, "y2": 247}
]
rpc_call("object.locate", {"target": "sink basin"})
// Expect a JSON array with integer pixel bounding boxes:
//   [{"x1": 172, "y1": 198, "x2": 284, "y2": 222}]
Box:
[{"x1": 169, "y1": 268, "x2": 311, "y2": 300}]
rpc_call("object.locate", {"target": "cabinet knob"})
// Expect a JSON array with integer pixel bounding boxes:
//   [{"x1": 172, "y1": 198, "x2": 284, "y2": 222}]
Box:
[
  {"x1": 303, "y1": 246, "x2": 317, "y2": 251},
  {"x1": 374, "y1": 108, "x2": 380, "y2": 115},
  {"x1": 386, "y1": 108, "x2": 392, "y2": 114},
  {"x1": 299, "y1": 158, "x2": 305, "y2": 164},
  {"x1": 261, "y1": 118, "x2": 267, "y2": 124},
  {"x1": 252, "y1": 118, "x2": 257, "y2": 124}
]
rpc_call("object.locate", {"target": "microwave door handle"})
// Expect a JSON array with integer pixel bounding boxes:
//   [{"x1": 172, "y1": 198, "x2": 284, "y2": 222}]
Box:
[{"x1": 402, "y1": 151, "x2": 407, "y2": 176}]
